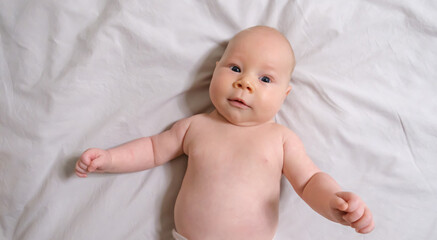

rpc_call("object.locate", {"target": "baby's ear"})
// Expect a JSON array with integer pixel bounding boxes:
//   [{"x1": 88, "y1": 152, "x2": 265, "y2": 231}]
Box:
[{"x1": 285, "y1": 85, "x2": 292, "y2": 96}]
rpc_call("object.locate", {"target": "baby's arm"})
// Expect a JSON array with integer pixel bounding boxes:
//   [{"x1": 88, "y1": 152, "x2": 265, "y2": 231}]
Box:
[
  {"x1": 75, "y1": 117, "x2": 191, "y2": 177},
  {"x1": 282, "y1": 130, "x2": 374, "y2": 233}
]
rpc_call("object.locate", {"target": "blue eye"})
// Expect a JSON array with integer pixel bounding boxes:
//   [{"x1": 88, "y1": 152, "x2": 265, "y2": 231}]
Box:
[
  {"x1": 260, "y1": 76, "x2": 271, "y2": 83},
  {"x1": 230, "y1": 66, "x2": 241, "y2": 73}
]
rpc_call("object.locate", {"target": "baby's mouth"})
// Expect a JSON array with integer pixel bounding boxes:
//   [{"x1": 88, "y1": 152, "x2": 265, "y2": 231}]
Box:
[{"x1": 228, "y1": 98, "x2": 251, "y2": 109}]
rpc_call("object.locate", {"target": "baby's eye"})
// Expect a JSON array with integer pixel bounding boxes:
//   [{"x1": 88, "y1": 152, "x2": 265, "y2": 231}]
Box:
[
  {"x1": 260, "y1": 76, "x2": 271, "y2": 83},
  {"x1": 230, "y1": 66, "x2": 241, "y2": 73}
]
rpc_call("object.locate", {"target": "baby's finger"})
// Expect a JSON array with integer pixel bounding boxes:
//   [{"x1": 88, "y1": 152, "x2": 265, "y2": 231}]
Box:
[
  {"x1": 79, "y1": 153, "x2": 92, "y2": 165},
  {"x1": 336, "y1": 192, "x2": 360, "y2": 213},
  {"x1": 75, "y1": 162, "x2": 88, "y2": 176},
  {"x1": 357, "y1": 218, "x2": 375, "y2": 234},
  {"x1": 75, "y1": 170, "x2": 88, "y2": 178},
  {"x1": 75, "y1": 164, "x2": 87, "y2": 174},
  {"x1": 331, "y1": 195, "x2": 348, "y2": 212},
  {"x1": 87, "y1": 156, "x2": 105, "y2": 172},
  {"x1": 343, "y1": 205, "x2": 365, "y2": 223},
  {"x1": 75, "y1": 159, "x2": 87, "y2": 172},
  {"x1": 87, "y1": 162, "x2": 98, "y2": 172},
  {"x1": 77, "y1": 161, "x2": 89, "y2": 171},
  {"x1": 351, "y1": 207, "x2": 374, "y2": 233}
]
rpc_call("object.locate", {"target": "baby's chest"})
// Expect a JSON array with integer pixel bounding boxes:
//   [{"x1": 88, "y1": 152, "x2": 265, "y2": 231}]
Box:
[{"x1": 184, "y1": 128, "x2": 284, "y2": 171}]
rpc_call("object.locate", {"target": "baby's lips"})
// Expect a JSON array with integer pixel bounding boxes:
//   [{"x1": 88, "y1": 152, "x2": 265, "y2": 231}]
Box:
[{"x1": 228, "y1": 98, "x2": 251, "y2": 109}]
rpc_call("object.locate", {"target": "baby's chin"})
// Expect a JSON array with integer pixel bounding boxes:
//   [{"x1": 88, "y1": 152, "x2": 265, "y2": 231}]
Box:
[{"x1": 216, "y1": 109, "x2": 275, "y2": 127}]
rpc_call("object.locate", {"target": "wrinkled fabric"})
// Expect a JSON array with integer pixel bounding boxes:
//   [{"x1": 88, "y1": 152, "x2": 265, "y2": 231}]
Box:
[{"x1": 1, "y1": 1, "x2": 436, "y2": 239}]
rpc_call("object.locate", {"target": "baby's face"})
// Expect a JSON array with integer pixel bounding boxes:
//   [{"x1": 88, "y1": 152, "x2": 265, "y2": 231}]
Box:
[{"x1": 209, "y1": 27, "x2": 295, "y2": 126}]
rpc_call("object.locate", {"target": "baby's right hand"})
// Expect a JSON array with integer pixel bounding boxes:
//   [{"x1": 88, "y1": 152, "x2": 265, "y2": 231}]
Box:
[{"x1": 75, "y1": 148, "x2": 112, "y2": 177}]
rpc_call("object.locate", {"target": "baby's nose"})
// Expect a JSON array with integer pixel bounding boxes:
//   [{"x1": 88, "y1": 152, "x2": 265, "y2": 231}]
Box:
[{"x1": 232, "y1": 79, "x2": 255, "y2": 93}]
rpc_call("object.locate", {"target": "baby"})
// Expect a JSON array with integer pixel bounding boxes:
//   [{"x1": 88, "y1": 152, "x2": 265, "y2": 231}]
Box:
[{"x1": 76, "y1": 26, "x2": 374, "y2": 240}]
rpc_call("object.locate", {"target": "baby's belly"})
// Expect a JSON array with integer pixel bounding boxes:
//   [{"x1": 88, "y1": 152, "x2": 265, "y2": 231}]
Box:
[{"x1": 174, "y1": 163, "x2": 281, "y2": 240}]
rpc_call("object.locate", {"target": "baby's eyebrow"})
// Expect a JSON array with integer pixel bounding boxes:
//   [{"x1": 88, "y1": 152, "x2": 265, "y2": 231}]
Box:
[
  {"x1": 225, "y1": 54, "x2": 242, "y2": 62},
  {"x1": 223, "y1": 58, "x2": 242, "y2": 67},
  {"x1": 261, "y1": 65, "x2": 279, "y2": 76}
]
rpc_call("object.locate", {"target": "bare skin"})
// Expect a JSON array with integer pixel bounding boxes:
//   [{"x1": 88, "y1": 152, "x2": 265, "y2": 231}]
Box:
[{"x1": 76, "y1": 26, "x2": 374, "y2": 239}]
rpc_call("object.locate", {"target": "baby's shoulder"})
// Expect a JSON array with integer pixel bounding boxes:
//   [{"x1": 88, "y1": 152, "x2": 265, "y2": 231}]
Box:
[
  {"x1": 264, "y1": 122, "x2": 289, "y2": 133},
  {"x1": 176, "y1": 113, "x2": 207, "y2": 124},
  {"x1": 183, "y1": 113, "x2": 210, "y2": 125},
  {"x1": 175, "y1": 113, "x2": 212, "y2": 132},
  {"x1": 266, "y1": 122, "x2": 300, "y2": 143}
]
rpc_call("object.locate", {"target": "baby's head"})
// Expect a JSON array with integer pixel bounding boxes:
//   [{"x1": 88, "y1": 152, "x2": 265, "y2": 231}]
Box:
[{"x1": 209, "y1": 26, "x2": 296, "y2": 126}]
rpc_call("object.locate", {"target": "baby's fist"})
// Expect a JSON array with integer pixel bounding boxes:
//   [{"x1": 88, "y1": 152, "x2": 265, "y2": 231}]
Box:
[
  {"x1": 333, "y1": 192, "x2": 374, "y2": 234},
  {"x1": 75, "y1": 148, "x2": 112, "y2": 177}
]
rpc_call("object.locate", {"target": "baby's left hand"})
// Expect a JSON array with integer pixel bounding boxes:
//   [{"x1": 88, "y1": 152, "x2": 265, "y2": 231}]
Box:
[{"x1": 330, "y1": 191, "x2": 375, "y2": 234}]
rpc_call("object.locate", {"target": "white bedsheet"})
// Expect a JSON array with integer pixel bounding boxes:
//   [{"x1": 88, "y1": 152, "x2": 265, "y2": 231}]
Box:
[{"x1": 1, "y1": 1, "x2": 436, "y2": 239}]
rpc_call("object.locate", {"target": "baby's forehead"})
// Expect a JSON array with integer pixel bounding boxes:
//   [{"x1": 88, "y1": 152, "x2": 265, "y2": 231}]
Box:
[
  {"x1": 230, "y1": 33, "x2": 294, "y2": 64},
  {"x1": 232, "y1": 29, "x2": 293, "y2": 55},
  {"x1": 233, "y1": 27, "x2": 289, "y2": 44}
]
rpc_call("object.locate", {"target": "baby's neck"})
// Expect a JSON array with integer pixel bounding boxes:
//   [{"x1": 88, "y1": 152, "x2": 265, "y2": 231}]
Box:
[{"x1": 209, "y1": 109, "x2": 275, "y2": 127}]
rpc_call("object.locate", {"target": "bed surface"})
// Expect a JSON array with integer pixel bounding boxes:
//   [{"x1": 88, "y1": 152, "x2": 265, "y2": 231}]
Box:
[{"x1": 1, "y1": 1, "x2": 436, "y2": 239}]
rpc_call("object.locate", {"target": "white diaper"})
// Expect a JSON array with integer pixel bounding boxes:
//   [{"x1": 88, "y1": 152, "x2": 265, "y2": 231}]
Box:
[{"x1": 172, "y1": 229, "x2": 188, "y2": 240}]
